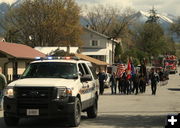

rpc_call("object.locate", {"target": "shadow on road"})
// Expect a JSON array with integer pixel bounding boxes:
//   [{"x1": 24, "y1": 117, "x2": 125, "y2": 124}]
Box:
[
  {"x1": 168, "y1": 88, "x2": 180, "y2": 91},
  {"x1": 81, "y1": 114, "x2": 165, "y2": 128},
  {"x1": 0, "y1": 117, "x2": 72, "y2": 128},
  {"x1": 0, "y1": 115, "x2": 165, "y2": 128}
]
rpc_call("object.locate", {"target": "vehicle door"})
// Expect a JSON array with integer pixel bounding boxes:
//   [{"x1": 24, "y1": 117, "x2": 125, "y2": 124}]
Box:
[
  {"x1": 78, "y1": 63, "x2": 94, "y2": 108},
  {"x1": 86, "y1": 62, "x2": 98, "y2": 98},
  {"x1": 78, "y1": 63, "x2": 91, "y2": 106}
]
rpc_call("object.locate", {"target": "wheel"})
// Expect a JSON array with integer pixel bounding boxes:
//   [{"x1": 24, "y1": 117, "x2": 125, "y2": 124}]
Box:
[
  {"x1": 69, "y1": 98, "x2": 81, "y2": 127},
  {"x1": 87, "y1": 98, "x2": 98, "y2": 118},
  {"x1": 4, "y1": 115, "x2": 19, "y2": 126}
]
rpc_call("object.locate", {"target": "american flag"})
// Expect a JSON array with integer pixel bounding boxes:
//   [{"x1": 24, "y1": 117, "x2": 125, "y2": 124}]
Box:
[{"x1": 116, "y1": 64, "x2": 126, "y2": 78}]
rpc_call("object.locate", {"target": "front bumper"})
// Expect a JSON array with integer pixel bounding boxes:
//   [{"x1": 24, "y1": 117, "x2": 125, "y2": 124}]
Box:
[{"x1": 3, "y1": 96, "x2": 76, "y2": 118}]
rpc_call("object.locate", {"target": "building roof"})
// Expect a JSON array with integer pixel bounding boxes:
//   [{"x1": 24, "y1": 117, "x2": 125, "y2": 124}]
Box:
[
  {"x1": 82, "y1": 48, "x2": 108, "y2": 55},
  {"x1": 83, "y1": 27, "x2": 109, "y2": 39},
  {"x1": 75, "y1": 54, "x2": 109, "y2": 66},
  {"x1": 0, "y1": 42, "x2": 45, "y2": 59},
  {"x1": 35, "y1": 47, "x2": 79, "y2": 55},
  {"x1": 83, "y1": 27, "x2": 119, "y2": 44}
]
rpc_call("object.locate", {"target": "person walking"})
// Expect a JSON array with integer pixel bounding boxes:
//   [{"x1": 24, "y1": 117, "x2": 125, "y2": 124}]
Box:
[
  {"x1": 0, "y1": 68, "x2": 7, "y2": 110},
  {"x1": 122, "y1": 69, "x2": 130, "y2": 95},
  {"x1": 116, "y1": 63, "x2": 125, "y2": 94},
  {"x1": 149, "y1": 68, "x2": 159, "y2": 95},
  {"x1": 97, "y1": 69, "x2": 106, "y2": 95},
  {"x1": 110, "y1": 72, "x2": 117, "y2": 94},
  {"x1": 132, "y1": 71, "x2": 139, "y2": 95}
]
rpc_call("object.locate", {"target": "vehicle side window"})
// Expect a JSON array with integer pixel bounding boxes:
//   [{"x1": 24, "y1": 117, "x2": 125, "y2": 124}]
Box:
[
  {"x1": 78, "y1": 63, "x2": 85, "y2": 76},
  {"x1": 82, "y1": 63, "x2": 90, "y2": 75},
  {"x1": 89, "y1": 65, "x2": 98, "y2": 79}
]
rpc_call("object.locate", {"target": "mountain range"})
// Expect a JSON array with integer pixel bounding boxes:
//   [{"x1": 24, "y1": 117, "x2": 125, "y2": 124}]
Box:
[
  {"x1": 130, "y1": 10, "x2": 179, "y2": 42},
  {"x1": 0, "y1": 1, "x2": 179, "y2": 42}
]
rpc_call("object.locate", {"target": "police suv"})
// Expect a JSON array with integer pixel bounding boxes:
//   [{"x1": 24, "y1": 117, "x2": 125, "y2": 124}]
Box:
[{"x1": 3, "y1": 57, "x2": 99, "y2": 127}]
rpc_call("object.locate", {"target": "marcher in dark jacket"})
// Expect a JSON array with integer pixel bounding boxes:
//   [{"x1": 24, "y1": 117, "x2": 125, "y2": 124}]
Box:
[
  {"x1": 0, "y1": 73, "x2": 6, "y2": 95},
  {"x1": 149, "y1": 69, "x2": 159, "y2": 95},
  {"x1": 122, "y1": 70, "x2": 130, "y2": 95},
  {"x1": 98, "y1": 70, "x2": 106, "y2": 95},
  {"x1": 0, "y1": 72, "x2": 7, "y2": 110},
  {"x1": 110, "y1": 72, "x2": 117, "y2": 94},
  {"x1": 132, "y1": 71, "x2": 139, "y2": 95}
]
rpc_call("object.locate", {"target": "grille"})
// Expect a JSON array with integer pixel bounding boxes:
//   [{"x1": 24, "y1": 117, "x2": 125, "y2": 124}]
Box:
[{"x1": 14, "y1": 87, "x2": 55, "y2": 109}]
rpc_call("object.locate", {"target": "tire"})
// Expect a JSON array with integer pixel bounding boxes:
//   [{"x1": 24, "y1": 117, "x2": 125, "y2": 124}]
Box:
[
  {"x1": 69, "y1": 98, "x2": 81, "y2": 127},
  {"x1": 4, "y1": 116, "x2": 19, "y2": 126},
  {"x1": 87, "y1": 98, "x2": 98, "y2": 118}
]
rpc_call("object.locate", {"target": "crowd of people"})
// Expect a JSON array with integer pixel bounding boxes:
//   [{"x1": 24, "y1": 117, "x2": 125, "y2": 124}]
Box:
[{"x1": 98, "y1": 61, "x2": 170, "y2": 96}]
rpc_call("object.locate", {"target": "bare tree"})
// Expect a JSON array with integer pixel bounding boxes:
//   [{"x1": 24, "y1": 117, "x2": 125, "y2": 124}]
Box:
[
  {"x1": 1, "y1": 0, "x2": 82, "y2": 47},
  {"x1": 83, "y1": 5, "x2": 135, "y2": 39}
]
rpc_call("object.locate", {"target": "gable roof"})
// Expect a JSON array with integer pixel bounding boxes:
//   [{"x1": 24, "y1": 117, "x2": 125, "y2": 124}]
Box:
[
  {"x1": 75, "y1": 54, "x2": 109, "y2": 66},
  {"x1": 0, "y1": 42, "x2": 45, "y2": 59},
  {"x1": 83, "y1": 27, "x2": 109, "y2": 39}
]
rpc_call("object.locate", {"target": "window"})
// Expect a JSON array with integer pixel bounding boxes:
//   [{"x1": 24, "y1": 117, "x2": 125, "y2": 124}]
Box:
[
  {"x1": 87, "y1": 63, "x2": 97, "y2": 79},
  {"x1": 78, "y1": 63, "x2": 91, "y2": 76},
  {"x1": 90, "y1": 40, "x2": 99, "y2": 46},
  {"x1": 78, "y1": 63, "x2": 85, "y2": 76},
  {"x1": 82, "y1": 63, "x2": 90, "y2": 75}
]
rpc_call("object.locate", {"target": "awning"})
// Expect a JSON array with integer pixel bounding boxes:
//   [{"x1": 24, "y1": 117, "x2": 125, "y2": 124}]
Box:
[
  {"x1": 75, "y1": 54, "x2": 109, "y2": 66},
  {"x1": 82, "y1": 49, "x2": 108, "y2": 55}
]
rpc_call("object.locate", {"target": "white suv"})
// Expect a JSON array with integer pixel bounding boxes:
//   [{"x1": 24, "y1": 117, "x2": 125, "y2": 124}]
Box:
[{"x1": 3, "y1": 57, "x2": 99, "y2": 127}]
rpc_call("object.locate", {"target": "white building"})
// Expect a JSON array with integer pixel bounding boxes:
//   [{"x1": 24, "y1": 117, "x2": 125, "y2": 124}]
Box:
[{"x1": 80, "y1": 27, "x2": 117, "y2": 65}]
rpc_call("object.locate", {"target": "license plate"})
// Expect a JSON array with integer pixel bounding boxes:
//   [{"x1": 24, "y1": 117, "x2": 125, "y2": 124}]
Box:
[{"x1": 27, "y1": 109, "x2": 39, "y2": 116}]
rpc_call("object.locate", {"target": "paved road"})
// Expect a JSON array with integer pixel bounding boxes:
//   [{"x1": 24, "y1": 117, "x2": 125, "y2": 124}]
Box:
[{"x1": 0, "y1": 72, "x2": 180, "y2": 128}]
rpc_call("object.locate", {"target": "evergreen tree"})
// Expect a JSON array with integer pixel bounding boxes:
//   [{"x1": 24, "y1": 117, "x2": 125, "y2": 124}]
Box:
[
  {"x1": 114, "y1": 43, "x2": 122, "y2": 63},
  {"x1": 146, "y1": 7, "x2": 159, "y2": 23}
]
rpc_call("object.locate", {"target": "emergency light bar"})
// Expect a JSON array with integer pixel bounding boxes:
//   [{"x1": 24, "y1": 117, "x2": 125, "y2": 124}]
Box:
[{"x1": 35, "y1": 56, "x2": 80, "y2": 60}]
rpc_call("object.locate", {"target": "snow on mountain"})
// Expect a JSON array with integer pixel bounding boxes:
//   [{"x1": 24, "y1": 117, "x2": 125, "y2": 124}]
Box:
[
  {"x1": 133, "y1": 10, "x2": 174, "y2": 24},
  {"x1": 157, "y1": 14, "x2": 173, "y2": 23},
  {"x1": 131, "y1": 10, "x2": 180, "y2": 43}
]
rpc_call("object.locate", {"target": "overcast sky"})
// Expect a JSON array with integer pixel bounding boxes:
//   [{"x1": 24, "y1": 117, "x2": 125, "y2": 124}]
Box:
[
  {"x1": 0, "y1": 0, "x2": 180, "y2": 16},
  {"x1": 75, "y1": 0, "x2": 180, "y2": 16}
]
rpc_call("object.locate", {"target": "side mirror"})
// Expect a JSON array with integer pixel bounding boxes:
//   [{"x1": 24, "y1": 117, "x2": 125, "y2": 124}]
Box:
[
  {"x1": 80, "y1": 75, "x2": 92, "y2": 82},
  {"x1": 13, "y1": 74, "x2": 20, "y2": 80},
  {"x1": 78, "y1": 71, "x2": 82, "y2": 76}
]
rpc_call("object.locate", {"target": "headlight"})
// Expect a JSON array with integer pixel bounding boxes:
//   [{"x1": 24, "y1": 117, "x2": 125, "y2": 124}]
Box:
[
  {"x1": 57, "y1": 87, "x2": 72, "y2": 99},
  {"x1": 4, "y1": 87, "x2": 14, "y2": 98}
]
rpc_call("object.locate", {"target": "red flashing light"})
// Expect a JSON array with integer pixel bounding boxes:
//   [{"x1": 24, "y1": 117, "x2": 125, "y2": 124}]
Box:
[
  {"x1": 65, "y1": 56, "x2": 71, "y2": 60},
  {"x1": 35, "y1": 56, "x2": 79, "y2": 60}
]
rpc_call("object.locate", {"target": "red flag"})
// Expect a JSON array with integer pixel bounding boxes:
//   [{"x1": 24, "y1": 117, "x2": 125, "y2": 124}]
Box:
[{"x1": 127, "y1": 60, "x2": 131, "y2": 80}]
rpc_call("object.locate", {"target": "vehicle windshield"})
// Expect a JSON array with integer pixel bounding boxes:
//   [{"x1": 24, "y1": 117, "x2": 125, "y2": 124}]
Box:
[{"x1": 21, "y1": 62, "x2": 78, "y2": 79}]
